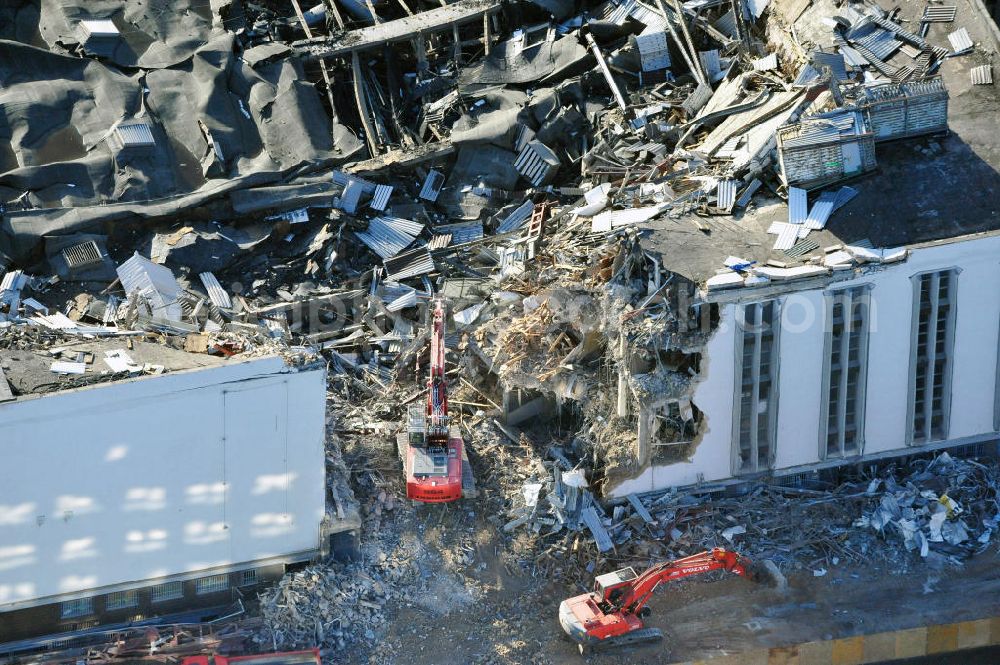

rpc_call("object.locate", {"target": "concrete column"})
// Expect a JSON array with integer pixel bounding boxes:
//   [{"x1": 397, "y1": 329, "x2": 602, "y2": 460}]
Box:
[
  {"x1": 636, "y1": 406, "x2": 653, "y2": 466},
  {"x1": 617, "y1": 335, "x2": 629, "y2": 418}
]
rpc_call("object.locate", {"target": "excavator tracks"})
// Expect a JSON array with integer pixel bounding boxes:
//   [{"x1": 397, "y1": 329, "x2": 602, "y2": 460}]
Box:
[{"x1": 581, "y1": 628, "x2": 664, "y2": 654}]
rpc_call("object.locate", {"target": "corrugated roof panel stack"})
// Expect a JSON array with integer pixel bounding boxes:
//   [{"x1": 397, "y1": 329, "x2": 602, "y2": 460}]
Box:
[
  {"x1": 857, "y1": 76, "x2": 949, "y2": 142},
  {"x1": 776, "y1": 111, "x2": 877, "y2": 189}
]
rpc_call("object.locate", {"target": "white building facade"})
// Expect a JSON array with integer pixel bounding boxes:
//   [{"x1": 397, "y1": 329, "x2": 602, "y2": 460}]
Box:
[
  {"x1": 0, "y1": 356, "x2": 327, "y2": 642},
  {"x1": 610, "y1": 233, "x2": 1000, "y2": 496}
]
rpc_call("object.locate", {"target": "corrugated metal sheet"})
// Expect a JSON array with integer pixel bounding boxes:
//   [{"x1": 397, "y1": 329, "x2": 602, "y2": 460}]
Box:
[
  {"x1": 699, "y1": 50, "x2": 721, "y2": 78},
  {"x1": 793, "y1": 63, "x2": 821, "y2": 87},
  {"x1": 386, "y1": 290, "x2": 418, "y2": 311},
  {"x1": 116, "y1": 123, "x2": 155, "y2": 147},
  {"x1": 753, "y1": 53, "x2": 778, "y2": 71},
  {"x1": 605, "y1": 0, "x2": 665, "y2": 29},
  {"x1": 871, "y1": 15, "x2": 927, "y2": 48},
  {"x1": 780, "y1": 122, "x2": 841, "y2": 148},
  {"x1": 804, "y1": 190, "x2": 838, "y2": 229},
  {"x1": 923, "y1": 5, "x2": 956, "y2": 21},
  {"x1": 859, "y1": 77, "x2": 949, "y2": 141},
  {"x1": 62, "y1": 241, "x2": 103, "y2": 269},
  {"x1": 605, "y1": 0, "x2": 634, "y2": 26},
  {"x1": 591, "y1": 206, "x2": 663, "y2": 233},
  {"x1": 845, "y1": 14, "x2": 877, "y2": 41},
  {"x1": 332, "y1": 171, "x2": 371, "y2": 190},
  {"x1": 581, "y1": 506, "x2": 613, "y2": 552},
  {"x1": 513, "y1": 124, "x2": 536, "y2": 153},
  {"x1": 370, "y1": 184, "x2": 393, "y2": 211},
  {"x1": 272, "y1": 208, "x2": 309, "y2": 224},
  {"x1": 627, "y1": 0, "x2": 666, "y2": 30},
  {"x1": 683, "y1": 0, "x2": 728, "y2": 8},
  {"x1": 773, "y1": 223, "x2": 801, "y2": 251},
  {"x1": 429, "y1": 234, "x2": 451, "y2": 249},
  {"x1": 117, "y1": 252, "x2": 183, "y2": 321},
  {"x1": 636, "y1": 32, "x2": 671, "y2": 71},
  {"x1": 199, "y1": 272, "x2": 232, "y2": 310},
  {"x1": 419, "y1": 170, "x2": 445, "y2": 201},
  {"x1": 768, "y1": 221, "x2": 809, "y2": 237},
  {"x1": 972, "y1": 65, "x2": 993, "y2": 85},
  {"x1": 355, "y1": 216, "x2": 423, "y2": 259},
  {"x1": 853, "y1": 29, "x2": 901, "y2": 61},
  {"x1": 717, "y1": 179, "x2": 737, "y2": 211},
  {"x1": 735, "y1": 179, "x2": 762, "y2": 208},
  {"x1": 384, "y1": 249, "x2": 434, "y2": 281},
  {"x1": 497, "y1": 201, "x2": 534, "y2": 233},
  {"x1": 0, "y1": 270, "x2": 27, "y2": 308},
  {"x1": 891, "y1": 65, "x2": 915, "y2": 84},
  {"x1": 948, "y1": 28, "x2": 973, "y2": 54},
  {"x1": 838, "y1": 44, "x2": 866, "y2": 68},
  {"x1": 514, "y1": 140, "x2": 560, "y2": 186},
  {"x1": 812, "y1": 51, "x2": 847, "y2": 80},
  {"x1": 681, "y1": 81, "x2": 713, "y2": 116},
  {"x1": 788, "y1": 187, "x2": 808, "y2": 224},
  {"x1": 434, "y1": 221, "x2": 483, "y2": 245},
  {"x1": 831, "y1": 185, "x2": 859, "y2": 213},
  {"x1": 784, "y1": 238, "x2": 820, "y2": 258},
  {"x1": 713, "y1": 9, "x2": 737, "y2": 38}
]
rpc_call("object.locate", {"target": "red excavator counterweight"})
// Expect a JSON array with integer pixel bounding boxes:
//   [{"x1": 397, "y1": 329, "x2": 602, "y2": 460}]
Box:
[{"x1": 559, "y1": 548, "x2": 784, "y2": 653}]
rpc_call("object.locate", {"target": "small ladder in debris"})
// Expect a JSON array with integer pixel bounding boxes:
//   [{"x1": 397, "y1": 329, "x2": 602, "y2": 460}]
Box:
[{"x1": 523, "y1": 200, "x2": 552, "y2": 259}]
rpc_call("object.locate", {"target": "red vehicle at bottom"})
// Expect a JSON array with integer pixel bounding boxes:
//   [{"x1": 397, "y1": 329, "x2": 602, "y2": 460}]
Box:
[
  {"x1": 182, "y1": 650, "x2": 320, "y2": 665},
  {"x1": 559, "y1": 548, "x2": 785, "y2": 653},
  {"x1": 396, "y1": 299, "x2": 473, "y2": 503}
]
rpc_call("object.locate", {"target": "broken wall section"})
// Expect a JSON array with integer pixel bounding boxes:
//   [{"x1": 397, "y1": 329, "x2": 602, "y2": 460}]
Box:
[{"x1": 464, "y1": 231, "x2": 720, "y2": 495}]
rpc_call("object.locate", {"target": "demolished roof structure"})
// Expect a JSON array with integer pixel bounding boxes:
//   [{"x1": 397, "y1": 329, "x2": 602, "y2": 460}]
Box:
[{"x1": 0, "y1": 0, "x2": 995, "y2": 499}]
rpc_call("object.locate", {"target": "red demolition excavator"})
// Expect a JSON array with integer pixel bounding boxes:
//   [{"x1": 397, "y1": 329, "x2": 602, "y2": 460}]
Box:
[
  {"x1": 559, "y1": 548, "x2": 785, "y2": 653},
  {"x1": 396, "y1": 298, "x2": 474, "y2": 503}
]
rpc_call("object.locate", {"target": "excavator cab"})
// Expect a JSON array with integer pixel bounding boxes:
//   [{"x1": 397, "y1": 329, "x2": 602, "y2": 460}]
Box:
[
  {"x1": 593, "y1": 567, "x2": 638, "y2": 606},
  {"x1": 407, "y1": 406, "x2": 427, "y2": 447}
]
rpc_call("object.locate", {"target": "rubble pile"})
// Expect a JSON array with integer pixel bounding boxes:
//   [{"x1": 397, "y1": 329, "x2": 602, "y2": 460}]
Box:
[
  {"x1": 856, "y1": 452, "x2": 1000, "y2": 563},
  {"x1": 257, "y1": 563, "x2": 391, "y2": 651},
  {"x1": 256, "y1": 464, "x2": 488, "y2": 655},
  {"x1": 497, "y1": 452, "x2": 999, "y2": 586}
]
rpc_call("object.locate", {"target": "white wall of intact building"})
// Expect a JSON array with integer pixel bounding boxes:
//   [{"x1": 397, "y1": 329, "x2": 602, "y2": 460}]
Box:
[
  {"x1": 0, "y1": 356, "x2": 327, "y2": 611},
  {"x1": 609, "y1": 233, "x2": 1000, "y2": 497}
]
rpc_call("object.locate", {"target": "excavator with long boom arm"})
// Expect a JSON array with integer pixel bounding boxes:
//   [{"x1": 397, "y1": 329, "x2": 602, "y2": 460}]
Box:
[
  {"x1": 559, "y1": 548, "x2": 786, "y2": 653},
  {"x1": 396, "y1": 298, "x2": 474, "y2": 502}
]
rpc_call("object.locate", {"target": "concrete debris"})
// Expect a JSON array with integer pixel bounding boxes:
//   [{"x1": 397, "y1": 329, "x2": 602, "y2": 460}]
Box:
[
  {"x1": 855, "y1": 453, "x2": 998, "y2": 561},
  {"x1": 489, "y1": 452, "x2": 996, "y2": 589}
]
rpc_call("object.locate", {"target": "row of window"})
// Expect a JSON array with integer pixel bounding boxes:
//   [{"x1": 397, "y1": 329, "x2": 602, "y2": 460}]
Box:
[
  {"x1": 733, "y1": 269, "x2": 959, "y2": 473},
  {"x1": 60, "y1": 569, "x2": 257, "y2": 619}
]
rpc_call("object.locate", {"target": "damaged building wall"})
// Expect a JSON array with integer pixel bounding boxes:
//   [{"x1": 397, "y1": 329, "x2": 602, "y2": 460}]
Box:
[
  {"x1": 0, "y1": 357, "x2": 327, "y2": 614},
  {"x1": 608, "y1": 234, "x2": 1000, "y2": 496}
]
